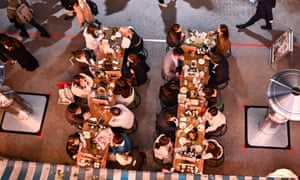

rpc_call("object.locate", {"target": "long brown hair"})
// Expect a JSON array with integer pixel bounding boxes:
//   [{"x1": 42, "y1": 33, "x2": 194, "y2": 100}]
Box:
[{"x1": 219, "y1": 24, "x2": 229, "y2": 40}]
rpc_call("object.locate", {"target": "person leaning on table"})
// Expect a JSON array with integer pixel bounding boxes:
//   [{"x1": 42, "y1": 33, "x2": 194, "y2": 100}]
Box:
[
  {"x1": 161, "y1": 47, "x2": 184, "y2": 81},
  {"x1": 65, "y1": 102, "x2": 91, "y2": 130},
  {"x1": 153, "y1": 134, "x2": 174, "y2": 164},
  {"x1": 203, "y1": 107, "x2": 226, "y2": 138},
  {"x1": 71, "y1": 73, "x2": 94, "y2": 100},
  {"x1": 108, "y1": 104, "x2": 135, "y2": 132},
  {"x1": 110, "y1": 133, "x2": 132, "y2": 154}
]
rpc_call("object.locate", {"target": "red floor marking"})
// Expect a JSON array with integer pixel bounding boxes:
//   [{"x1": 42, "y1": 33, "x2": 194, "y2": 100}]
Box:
[
  {"x1": 232, "y1": 43, "x2": 270, "y2": 47},
  {"x1": 288, "y1": 148, "x2": 294, "y2": 152},
  {"x1": 242, "y1": 103, "x2": 248, "y2": 108},
  {"x1": 47, "y1": 92, "x2": 53, "y2": 97},
  {"x1": 242, "y1": 144, "x2": 248, "y2": 151},
  {"x1": 35, "y1": 132, "x2": 43, "y2": 139}
]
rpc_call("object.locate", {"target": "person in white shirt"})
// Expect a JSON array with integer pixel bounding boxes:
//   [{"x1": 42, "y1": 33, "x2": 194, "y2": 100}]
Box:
[
  {"x1": 82, "y1": 23, "x2": 102, "y2": 51},
  {"x1": 113, "y1": 78, "x2": 135, "y2": 106},
  {"x1": 153, "y1": 134, "x2": 173, "y2": 164},
  {"x1": 161, "y1": 47, "x2": 184, "y2": 81},
  {"x1": 71, "y1": 73, "x2": 94, "y2": 99},
  {"x1": 204, "y1": 107, "x2": 226, "y2": 138},
  {"x1": 109, "y1": 104, "x2": 135, "y2": 130}
]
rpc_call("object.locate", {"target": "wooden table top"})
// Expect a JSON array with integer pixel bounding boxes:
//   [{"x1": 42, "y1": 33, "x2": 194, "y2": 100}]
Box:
[
  {"x1": 172, "y1": 43, "x2": 211, "y2": 174},
  {"x1": 93, "y1": 26, "x2": 125, "y2": 78}
]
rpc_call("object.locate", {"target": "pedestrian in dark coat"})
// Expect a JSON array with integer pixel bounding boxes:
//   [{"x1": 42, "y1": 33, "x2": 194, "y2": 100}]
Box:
[
  {"x1": 236, "y1": 0, "x2": 276, "y2": 30},
  {"x1": 0, "y1": 33, "x2": 39, "y2": 71},
  {"x1": 7, "y1": 0, "x2": 50, "y2": 39}
]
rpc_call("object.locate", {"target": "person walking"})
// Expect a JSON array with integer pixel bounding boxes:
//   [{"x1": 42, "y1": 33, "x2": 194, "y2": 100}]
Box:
[
  {"x1": 236, "y1": 0, "x2": 276, "y2": 30},
  {"x1": 7, "y1": 0, "x2": 50, "y2": 39},
  {"x1": 0, "y1": 33, "x2": 39, "y2": 71}
]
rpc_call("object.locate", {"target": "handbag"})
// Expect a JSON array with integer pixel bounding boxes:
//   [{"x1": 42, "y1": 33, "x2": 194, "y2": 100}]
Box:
[
  {"x1": 57, "y1": 85, "x2": 74, "y2": 105},
  {"x1": 7, "y1": 0, "x2": 34, "y2": 24}
]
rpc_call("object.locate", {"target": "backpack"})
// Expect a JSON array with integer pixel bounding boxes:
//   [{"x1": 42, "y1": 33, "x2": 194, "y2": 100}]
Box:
[{"x1": 86, "y1": 0, "x2": 98, "y2": 15}]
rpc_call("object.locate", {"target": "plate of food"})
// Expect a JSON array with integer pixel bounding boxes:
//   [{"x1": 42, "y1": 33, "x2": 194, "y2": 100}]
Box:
[
  {"x1": 195, "y1": 145, "x2": 203, "y2": 153},
  {"x1": 197, "y1": 124, "x2": 205, "y2": 132},
  {"x1": 179, "y1": 137, "x2": 187, "y2": 146},
  {"x1": 179, "y1": 121, "x2": 187, "y2": 129},
  {"x1": 180, "y1": 87, "x2": 188, "y2": 94},
  {"x1": 198, "y1": 58, "x2": 205, "y2": 65}
]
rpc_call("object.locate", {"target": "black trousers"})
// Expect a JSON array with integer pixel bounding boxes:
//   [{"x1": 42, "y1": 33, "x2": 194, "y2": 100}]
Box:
[{"x1": 13, "y1": 18, "x2": 49, "y2": 38}]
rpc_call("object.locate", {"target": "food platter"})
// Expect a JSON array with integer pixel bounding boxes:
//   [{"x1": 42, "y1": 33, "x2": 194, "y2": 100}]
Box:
[{"x1": 198, "y1": 58, "x2": 205, "y2": 65}]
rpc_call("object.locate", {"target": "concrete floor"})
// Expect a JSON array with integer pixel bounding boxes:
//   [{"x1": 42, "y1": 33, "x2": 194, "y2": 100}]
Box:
[{"x1": 0, "y1": 0, "x2": 300, "y2": 177}]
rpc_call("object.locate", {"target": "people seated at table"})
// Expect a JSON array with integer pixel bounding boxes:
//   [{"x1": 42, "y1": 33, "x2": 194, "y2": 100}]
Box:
[
  {"x1": 207, "y1": 53, "x2": 229, "y2": 87},
  {"x1": 161, "y1": 47, "x2": 184, "y2": 81},
  {"x1": 107, "y1": 146, "x2": 146, "y2": 170},
  {"x1": 109, "y1": 104, "x2": 135, "y2": 132},
  {"x1": 122, "y1": 52, "x2": 150, "y2": 86},
  {"x1": 156, "y1": 107, "x2": 177, "y2": 141},
  {"x1": 167, "y1": 24, "x2": 185, "y2": 49},
  {"x1": 118, "y1": 26, "x2": 144, "y2": 54},
  {"x1": 71, "y1": 73, "x2": 94, "y2": 103},
  {"x1": 110, "y1": 133, "x2": 132, "y2": 154},
  {"x1": 203, "y1": 86, "x2": 224, "y2": 111},
  {"x1": 202, "y1": 139, "x2": 223, "y2": 160},
  {"x1": 153, "y1": 134, "x2": 174, "y2": 164},
  {"x1": 65, "y1": 102, "x2": 91, "y2": 129},
  {"x1": 203, "y1": 107, "x2": 226, "y2": 138},
  {"x1": 113, "y1": 78, "x2": 135, "y2": 106},
  {"x1": 159, "y1": 78, "x2": 179, "y2": 108},
  {"x1": 66, "y1": 132, "x2": 87, "y2": 160},
  {"x1": 208, "y1": 24, "x2": 231, "y2": 56},
  {"x1": 70, "y1": 49, "x2": 96, "y2": 76},
  {"x1": 82, "y1": 23, "x2": 102, "y2": 51}
]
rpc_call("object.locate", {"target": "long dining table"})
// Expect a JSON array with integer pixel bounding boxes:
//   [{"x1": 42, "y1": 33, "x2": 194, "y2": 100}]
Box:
[
  {"x1": 76, "y1": 26, "x2": 128, "y2": 169},
  {"x1": 172, "y1": 36, "x2": 212, "y2": 173}
]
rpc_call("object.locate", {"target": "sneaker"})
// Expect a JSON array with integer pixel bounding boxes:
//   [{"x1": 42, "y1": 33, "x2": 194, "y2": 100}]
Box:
[
  {"x1": 260, "y1": 25, "x2": 272, "y2": 30},
  {"x1": 159, "y1": 3, "x2": 168, "y2": 7},
  {"x1": 19, "y1": 32, "x2": 30, "y2": 38},
  {"x1": 236, "y1": 24, "x2": 246, "y2": 29},
  {"x1": 41, "y1": 32, "x2": 50, "y2": 38}
]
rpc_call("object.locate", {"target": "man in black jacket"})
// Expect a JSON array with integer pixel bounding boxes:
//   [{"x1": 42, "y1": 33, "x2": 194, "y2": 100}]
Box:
[{"x1": 236, "y1": 0, "x2": 276, "y2": 30}]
